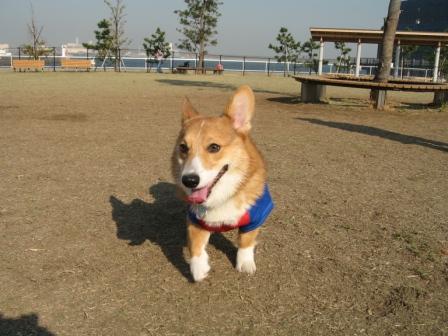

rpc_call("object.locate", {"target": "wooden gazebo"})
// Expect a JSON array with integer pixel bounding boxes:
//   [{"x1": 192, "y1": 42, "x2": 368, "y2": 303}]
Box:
[{"x1": 310, "y1": 28, "x2": 448, "y2": 82}]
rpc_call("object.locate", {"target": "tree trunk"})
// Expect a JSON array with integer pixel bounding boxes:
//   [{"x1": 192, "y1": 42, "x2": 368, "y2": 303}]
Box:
[
  {"x1": 371, "y1": 0, "x2": 401, "y2": 108},
  {"x1": 33, "y1": 39, "x2": 37, "y2": 60},
  {"x1": 114, "y1": 19, "x2": 119, "y2": 72},
  {"x1": 400, "y1": 53, "x2": 404, "y2": 78},
  {"x1": 283, "y1": 52, "x2": 287, "y2": 77},
  {"x1": 197, "y1": 0, "x2": 206, "y2": 74},
  {"x1": 375, "y1": 0, "x2": 401, "y2": 82},
  {"x1": 198, "y1": 49, "x2": 205, "y2": 74},
  {"x1": 433, "y1": 91, "x2": 448, "y2": 107}
]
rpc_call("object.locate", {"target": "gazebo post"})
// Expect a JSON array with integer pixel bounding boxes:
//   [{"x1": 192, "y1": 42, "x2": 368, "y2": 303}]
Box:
[
  {"x1": 318, "y1": 37, "x2": 324, "y2": 75},
  {"x1": 355, "y1": 39, "x2": 362, "y2": 77},
  {"x1": 394, "y1": 40, "x2": 401, "y2": 78},
  {"x1": 433, "y1": 41, "x2": 441, "y2": 82}
]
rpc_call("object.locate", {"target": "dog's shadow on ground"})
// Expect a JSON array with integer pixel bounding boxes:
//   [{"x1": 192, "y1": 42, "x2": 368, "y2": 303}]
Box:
[
  {"x1": 0, "y1": 313, "x2": 56, "y2": 336},
  {"x1": 110, "y1": 182, "x2": 237, "y2": 282}
]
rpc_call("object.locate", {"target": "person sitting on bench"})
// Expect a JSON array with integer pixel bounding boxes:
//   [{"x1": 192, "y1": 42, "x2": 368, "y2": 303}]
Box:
[{"x1": 214, "y1": 63, "x2": 224, "y2": 74}]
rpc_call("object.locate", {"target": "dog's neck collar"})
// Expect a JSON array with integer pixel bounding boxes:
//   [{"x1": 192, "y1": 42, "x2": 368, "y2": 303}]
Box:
[
  {"x1": 188, "y1": 184, "x2": 274, "y2": 233},
  {"x1": 191, "y1": 204, "x2": 208, "y2": 219}
]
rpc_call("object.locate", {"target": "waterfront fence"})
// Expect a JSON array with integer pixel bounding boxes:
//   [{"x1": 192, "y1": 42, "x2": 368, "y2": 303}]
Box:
[{"x1": 0, "y1": 47, "x2": 434, "y2": 79}]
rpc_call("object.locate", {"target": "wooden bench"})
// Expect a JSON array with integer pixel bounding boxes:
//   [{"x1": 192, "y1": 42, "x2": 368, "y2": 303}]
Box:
[
  {"x1": 61, "y1": 59, "x2": 92, "y2": 71},
  {"x1": 293, "y1": 75, "x2": 448, "y2": 108},
  {"x1": 175, "y1": 67, "x2": 222, "y2": 74},
  {"x1": 175, "y1": 67, "x2": 199, "y2": 74},
  {"x1": 12, "y1": 60, "x2": 44, "y2": 72}
]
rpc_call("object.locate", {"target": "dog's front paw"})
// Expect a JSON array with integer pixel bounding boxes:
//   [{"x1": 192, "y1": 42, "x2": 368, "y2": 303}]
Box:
[
  {"x1": 190, "y1": 253, "x2": 210, "y2": 282},
  {"x1": 236, "y1": 246, "x2": 256, "y2": 274}
]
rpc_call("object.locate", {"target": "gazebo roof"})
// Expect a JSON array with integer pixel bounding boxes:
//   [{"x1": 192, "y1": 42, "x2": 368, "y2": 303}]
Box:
[{"x1": 310, "y1": 28, "x2": 448, "y2": 46}]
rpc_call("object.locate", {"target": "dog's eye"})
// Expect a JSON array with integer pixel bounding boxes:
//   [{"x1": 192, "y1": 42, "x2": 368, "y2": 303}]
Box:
[
  {"x1": 207, "y1": 143, "x2": 221, "y2": 153},
  {"x1": 179, "y1": 143, "x2": 189, "y2": 154}
]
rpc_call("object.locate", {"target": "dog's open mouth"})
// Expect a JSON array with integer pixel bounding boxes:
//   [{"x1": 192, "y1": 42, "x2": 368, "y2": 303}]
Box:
[{"x1": 187, "y1": 164, "x2": 229, "y2": 204}]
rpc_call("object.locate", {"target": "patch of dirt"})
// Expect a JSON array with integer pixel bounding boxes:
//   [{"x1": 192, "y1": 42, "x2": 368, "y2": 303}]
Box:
[
  {"x1": 0, "y1": 105, "x2": 20, "y2": 110},
  {"x1": 380, "y1": 286, "x2": 427, "y2": 316},
  {"x1": 44, "y1": 113, "x2": 88, "y2": 122}
]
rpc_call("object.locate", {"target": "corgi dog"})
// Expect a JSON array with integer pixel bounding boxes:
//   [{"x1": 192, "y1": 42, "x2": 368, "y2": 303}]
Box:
[{"x1": 173, "y1": 85, "x2": 274, "y2": 282}]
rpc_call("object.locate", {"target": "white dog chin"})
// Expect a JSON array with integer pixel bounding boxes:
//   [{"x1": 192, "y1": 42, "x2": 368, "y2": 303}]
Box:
[
  {"x1": 196, "y1": 172, "x2": 247, "y2": 226},
  {"x1": 202, "y1": 171, "x2": 242, "y2": 208}
]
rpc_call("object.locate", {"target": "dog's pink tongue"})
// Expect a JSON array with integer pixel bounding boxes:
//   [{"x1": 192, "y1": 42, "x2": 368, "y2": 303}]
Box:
[{"x1": 187, "y1": 186, "x2": 209, "y2": 204}]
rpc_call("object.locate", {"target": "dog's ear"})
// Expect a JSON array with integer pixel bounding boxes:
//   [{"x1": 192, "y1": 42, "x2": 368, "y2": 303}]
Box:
[
  {"x1": 224, "y1": 85, "x2": 255, "y2": 133},
  {"x1": 182, "y1": 97, "x2": 199, "y2": 124}
]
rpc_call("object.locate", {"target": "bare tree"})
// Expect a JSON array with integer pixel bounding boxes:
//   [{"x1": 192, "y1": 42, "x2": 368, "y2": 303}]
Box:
[
  {"x1": 22, "y1": 3, "x2": 51, "y2": 59},
  {"x1": 104, "y1": 0, "x2": 130, "y2": 71}
]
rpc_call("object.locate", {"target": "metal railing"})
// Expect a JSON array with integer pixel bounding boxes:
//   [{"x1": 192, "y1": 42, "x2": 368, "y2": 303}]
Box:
[
  {"x1": 328, "y1": 64, "x2": 433, "y2": 79},
  {"x1": 0, "y1": 47, "x2": 436, "y2": 79}
]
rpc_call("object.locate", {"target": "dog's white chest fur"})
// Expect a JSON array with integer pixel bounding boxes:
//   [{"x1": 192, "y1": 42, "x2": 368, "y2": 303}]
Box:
[{"x1": 192, "y1": 199, "x2": 247, "y2": 226}]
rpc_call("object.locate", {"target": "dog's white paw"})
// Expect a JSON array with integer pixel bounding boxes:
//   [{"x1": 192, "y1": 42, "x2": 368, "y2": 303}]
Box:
[
  {"x1": 190, "y1": 253, "x2": 210, "y2": 282},
  {"x1": 236, "y1": 246, "x2": 256, "y2": 274}
]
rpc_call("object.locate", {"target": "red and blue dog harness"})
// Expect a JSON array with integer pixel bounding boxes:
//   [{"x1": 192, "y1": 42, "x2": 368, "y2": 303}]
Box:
[{"x1": 188, "y1": 185, "x2": 274, "y2": 233}]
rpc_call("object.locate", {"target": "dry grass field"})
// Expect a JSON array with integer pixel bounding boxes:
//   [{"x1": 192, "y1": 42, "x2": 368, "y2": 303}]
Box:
[{"x1": 0, "y1": 71, "x2": 447, "y2": 335}]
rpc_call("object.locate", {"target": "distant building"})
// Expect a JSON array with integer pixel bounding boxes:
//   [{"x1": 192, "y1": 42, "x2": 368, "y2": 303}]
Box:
[
  {"x1": 395, "y1": 0, "x2": 448, "y2": 65},
  {"x1": 62, "y1": 38, "x2": 89, "y2": 56},
  {"x1": 0, "y1": 43, "x2": 11, "y2": 56},
  {"x1": 399, "y1": 0, "x2": 448, "y2": 32}
]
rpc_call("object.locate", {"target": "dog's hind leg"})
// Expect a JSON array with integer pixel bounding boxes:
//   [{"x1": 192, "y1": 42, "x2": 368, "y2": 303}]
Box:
[
  {"x1": 187, "y1": 221, "x2": 211, "y2": 282},
  {"x1": 236, "y1": 229, "x2": 259, "y2": 274}
]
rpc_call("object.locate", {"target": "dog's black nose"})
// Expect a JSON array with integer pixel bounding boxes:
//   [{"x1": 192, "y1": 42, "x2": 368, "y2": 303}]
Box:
[{"x1": 182, "y1": 174, "x2": 200, "y2": 189}]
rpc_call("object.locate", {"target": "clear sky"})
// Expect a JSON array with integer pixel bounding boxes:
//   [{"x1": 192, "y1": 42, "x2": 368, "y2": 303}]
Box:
[{"x1": 0, "y1": 0, "x2": 390, "y2": 57}]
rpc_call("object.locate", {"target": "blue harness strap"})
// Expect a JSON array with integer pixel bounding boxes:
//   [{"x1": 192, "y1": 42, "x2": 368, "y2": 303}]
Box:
[
  {"x1": 188, "y1": 185, "x2": 274, "y2": 233},
  {"x1": 240, "y1": 185, "x2": 274, "y2": 233}
]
